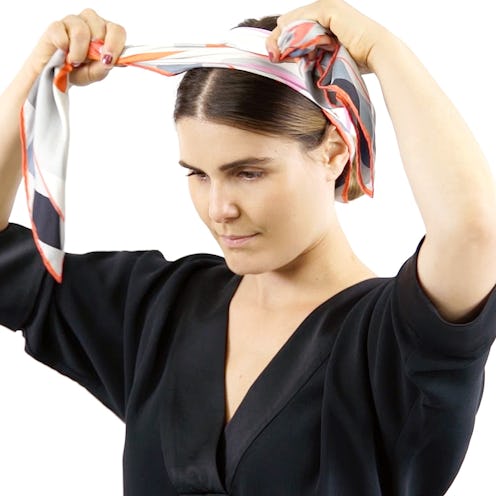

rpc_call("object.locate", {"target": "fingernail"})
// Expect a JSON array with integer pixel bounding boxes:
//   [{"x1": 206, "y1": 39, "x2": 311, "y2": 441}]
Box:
[
  {"x1": 72, "y1": 62, "x2": 82, "y2": 68},
  {"x1": 102, "y1": 53, "x2": 113, "y2": 65},
  {"x1": 269, "y1": 51, "x2": 279, "y2": 62}
]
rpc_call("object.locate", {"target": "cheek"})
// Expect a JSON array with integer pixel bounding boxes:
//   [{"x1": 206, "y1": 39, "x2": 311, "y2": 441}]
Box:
[
  {"x1": 271, "y1": 174, "x2": 325, "y2": 221},
  {"x1": 188, "y1": 182, "x2": 209, "y2": 223},
  {"x1": 248, "y1": 181, "x2": 294, "y2": 229}
]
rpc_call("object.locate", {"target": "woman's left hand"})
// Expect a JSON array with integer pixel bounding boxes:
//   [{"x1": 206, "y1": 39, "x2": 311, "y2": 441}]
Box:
[{"x1": 265, "y1": 0, "x2": 391, "y2": 72}]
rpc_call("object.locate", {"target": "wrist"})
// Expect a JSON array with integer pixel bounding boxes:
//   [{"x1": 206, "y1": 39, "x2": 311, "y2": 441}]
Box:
[
  {"x1": 366, "y1": 29, "x2": 404, "y2": 74},
  {"x1": 7, "y1": 55, "x2": 46, "y2": 103}
]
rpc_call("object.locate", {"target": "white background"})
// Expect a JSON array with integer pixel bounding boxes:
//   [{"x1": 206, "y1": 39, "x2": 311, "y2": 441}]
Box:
[{"x1": 0, "y1": 0, "x2": 494, "y2": 494}]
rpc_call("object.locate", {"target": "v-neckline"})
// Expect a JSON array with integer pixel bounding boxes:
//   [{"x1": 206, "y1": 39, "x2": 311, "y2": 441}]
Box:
[
  {"x1": 219, "y1": 272, "x2": 383, "y2": 490},
  {"x1": 221, "y1": 275, "x2": 306, "y2": 430},
  {"x1": 159, "y1": 265, "x2": 383, "y2": 494},
  {"x1": 222, "y1": 272, "x2": 379, "y2": 431}
]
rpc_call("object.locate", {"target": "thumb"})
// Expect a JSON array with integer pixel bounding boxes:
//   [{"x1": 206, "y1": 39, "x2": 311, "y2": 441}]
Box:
[{"x1": 265, "y1": 25, "x2": 282, "y2": 61}]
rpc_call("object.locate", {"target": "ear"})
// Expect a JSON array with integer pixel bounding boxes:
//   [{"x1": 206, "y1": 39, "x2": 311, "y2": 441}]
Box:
[{"x1": 318, "y1": 125, "x2": 350, "y2": 182}]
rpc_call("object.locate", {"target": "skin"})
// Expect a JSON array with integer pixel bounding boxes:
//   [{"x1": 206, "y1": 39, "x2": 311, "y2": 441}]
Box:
[
  {"x1": 1, "y1": 1, "x2": 495, "y2": 320},
  {"x1": 176, "y1": 118, "x2": 375, "y2": 308},
  {"x1": 267, "y1": 1, "x2": 496, "y2": 323},
  {"x1": 175, "y1": 117, "x2": 377, "y2": 424},
  {"x1": 0, "y1": 8, "x2": 126, "y2": 231},
  {"x1": 0, "y1": 2, "x2": 494, "y2": 484}
]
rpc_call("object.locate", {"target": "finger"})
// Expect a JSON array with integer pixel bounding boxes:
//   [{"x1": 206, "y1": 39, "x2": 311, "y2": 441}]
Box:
[
  {"x1": 44, "y1": 20, "x2": 71, "y2": 53},
  {"x1": 99, "y1": 21, "x2": 126, "y2": 67},
  {"x1": 70, "y1": 19, "x2": 126, "y2": 84},
  {"x1": 30, "y1": 20, "x2": 71, "y2": 72},
  {"x1": 61, "y1": 14, "x2": 91, "y2": 65},
  {"x1": 78, "y1": 8, "x2": 107, "y2": 42},
  {"x1": 266, "y1": 13, "x2": 305, "y2": 61},
  {"x1": 69, "y1": 61, "x2": 111, "y2": 86},
  {"x1": 265, "y1": 25, "x2": 282, "y2": 61}
]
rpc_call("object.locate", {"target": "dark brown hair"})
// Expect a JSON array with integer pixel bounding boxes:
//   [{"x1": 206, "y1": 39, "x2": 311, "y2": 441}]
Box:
[{"x1": 173, "y1": 16, "x2": 363, "y2": 200}]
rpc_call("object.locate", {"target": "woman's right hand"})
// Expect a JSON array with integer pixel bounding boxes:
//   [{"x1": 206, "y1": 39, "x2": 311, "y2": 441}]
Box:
[
  {"x1": 27, "y1": 8, "x2": 126, "y2": 86},
  {"x1": 1, "y1": 8, "x2": 125, "y2": 231}
]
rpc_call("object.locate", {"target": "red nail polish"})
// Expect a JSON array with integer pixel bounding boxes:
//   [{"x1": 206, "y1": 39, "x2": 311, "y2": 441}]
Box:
[{"x1": 102, "y1": 54, "x2": 113, "y2": 65}]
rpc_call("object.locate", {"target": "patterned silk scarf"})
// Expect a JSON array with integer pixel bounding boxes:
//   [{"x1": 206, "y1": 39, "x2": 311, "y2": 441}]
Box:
[{"x1": 20, "y1": 20, "x2": 375, "y2": 282}]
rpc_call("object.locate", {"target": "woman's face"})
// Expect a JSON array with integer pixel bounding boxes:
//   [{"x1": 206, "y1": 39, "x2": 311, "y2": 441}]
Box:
[{"x1": 175, "y1": 118, "x2": 342, "y2": 275}]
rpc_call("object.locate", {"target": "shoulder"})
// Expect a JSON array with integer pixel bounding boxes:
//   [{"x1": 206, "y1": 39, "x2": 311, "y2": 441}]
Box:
[
  {"x1": 62, "y1": 247, "x2": 236, "y2": 310},
  {"x1": 0, "y1": 222, "x2": 235, "y2": 319},
  {"x1": 126, "y1": 250, "x2": 233, "y2": 288},
  {"x1": 334, "y1": 237, "x2": 496, "y2": 359}
]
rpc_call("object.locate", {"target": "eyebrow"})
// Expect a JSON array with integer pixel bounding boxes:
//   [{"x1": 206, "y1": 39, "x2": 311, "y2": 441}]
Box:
[{"x1": 178, "y1": 157, "x2": 274, "y2": 172}]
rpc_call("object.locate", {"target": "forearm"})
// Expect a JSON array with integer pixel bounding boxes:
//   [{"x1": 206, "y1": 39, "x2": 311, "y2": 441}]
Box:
[
  {"x1": 369, "y1": 32, "x2": 496, "y2": 236},
  {"x1": 0, "y1": 61, "x2": 40, "y2": 231}
]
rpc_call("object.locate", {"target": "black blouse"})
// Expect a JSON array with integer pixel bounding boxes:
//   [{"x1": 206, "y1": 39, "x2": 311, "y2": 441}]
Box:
[{"x1": 1, "y1": 222, "x2": 496, "y2": 496}]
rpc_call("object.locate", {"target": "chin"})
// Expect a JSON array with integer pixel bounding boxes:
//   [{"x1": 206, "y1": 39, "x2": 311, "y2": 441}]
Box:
[
  {"x1": 223, "y1": 257, "x2": 267, "y2": 275},
  {"x1": 222, "y1": 250, "x2": 292, "y2": 276}
]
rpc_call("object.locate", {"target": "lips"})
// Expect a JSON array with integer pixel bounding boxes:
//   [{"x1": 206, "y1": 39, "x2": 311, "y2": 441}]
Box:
[
  {"x1": 219, "y1": 233, "x2": 258, "y2": 248},
  {"x1": 222, "y1": 234, "x2": 254, "y2": 240}
]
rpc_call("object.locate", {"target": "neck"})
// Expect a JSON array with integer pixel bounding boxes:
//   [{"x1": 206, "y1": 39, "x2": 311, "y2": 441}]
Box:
[{"x1": 240, "y1": 220, "x2": 375, "y2": 310}]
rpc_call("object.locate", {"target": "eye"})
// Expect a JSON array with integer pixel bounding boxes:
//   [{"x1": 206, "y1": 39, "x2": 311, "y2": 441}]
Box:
[
  {"x1": 237, "y1": 170, "x2": 264, "y2": 180},
  {"x1": 186, "y1": 170, "x2": 208, "y2": 181}
]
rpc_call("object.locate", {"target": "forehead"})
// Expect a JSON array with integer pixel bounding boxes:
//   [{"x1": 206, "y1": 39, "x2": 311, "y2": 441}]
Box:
[{"x1": 175, "y1": 118, "x2": 298, "y2": 162}]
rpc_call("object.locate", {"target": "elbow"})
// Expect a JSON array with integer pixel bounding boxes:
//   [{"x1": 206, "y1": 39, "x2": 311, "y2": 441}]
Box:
[
  {"x1": 428, "y1": 197, "x2": 496, "y2": 247},
  {"x1": 452, "y1": 208, "x2": 496, "y2": 252},
  {"x1": 465, "y1": 198, "x2": 496, "y2": 242},
  {"x1": 454, "y1": 170, "x2": 496, "y2": 240}
]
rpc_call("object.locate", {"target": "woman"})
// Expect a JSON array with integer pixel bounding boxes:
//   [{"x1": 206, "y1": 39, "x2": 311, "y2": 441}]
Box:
[{"x1": 1, "y1": 0, "x2": 496, "y2": 494}]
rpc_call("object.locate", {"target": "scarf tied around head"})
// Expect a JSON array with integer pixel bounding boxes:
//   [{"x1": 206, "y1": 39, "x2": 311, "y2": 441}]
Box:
[{"x1": 20, "y1": 19, "x2": 376, "y2": 282}]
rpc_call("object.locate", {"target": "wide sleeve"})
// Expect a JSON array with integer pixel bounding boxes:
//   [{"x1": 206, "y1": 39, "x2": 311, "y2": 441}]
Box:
[
  {"x1": 0, "y1": 223, "x2": 172, "y2": 421},
  {"x1": 370, "y1": 236, "x2": 496, "y2": 495}
]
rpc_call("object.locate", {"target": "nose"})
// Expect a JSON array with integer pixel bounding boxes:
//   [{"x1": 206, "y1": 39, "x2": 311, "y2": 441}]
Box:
[{"x1": 208, "y1": 182, "x2": 240, "y2": 223}]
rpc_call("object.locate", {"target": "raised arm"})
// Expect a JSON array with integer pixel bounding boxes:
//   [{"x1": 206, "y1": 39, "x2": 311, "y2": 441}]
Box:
[
  {"x1": 0, "y1": 8, "x2": 125, "y2": 231},
  {"x1": 267, "y1": 0, "x2": 496, "y2": 322},
  {"x1": 0, "y1": 60, "x2": 32, "y2": 230},
  {"x1": 366, "y1": 34, "x2": 496, "y2": 322}
]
